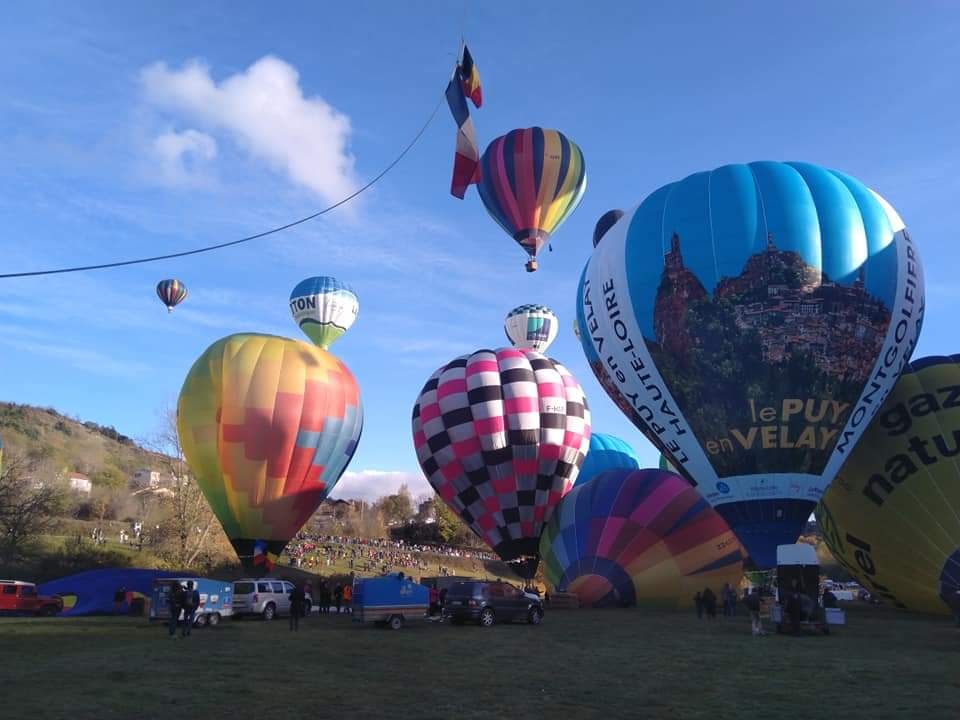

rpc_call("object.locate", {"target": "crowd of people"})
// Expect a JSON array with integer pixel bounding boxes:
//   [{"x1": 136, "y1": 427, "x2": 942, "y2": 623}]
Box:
[{"x1": 282, "y1": 534, "x2": 496, "y2": 576}]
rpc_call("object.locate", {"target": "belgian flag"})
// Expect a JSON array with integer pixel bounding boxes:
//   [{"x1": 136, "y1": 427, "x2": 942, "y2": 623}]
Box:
[{"x1": 459, "y1": 45, "x2": 482, "y2": 108}]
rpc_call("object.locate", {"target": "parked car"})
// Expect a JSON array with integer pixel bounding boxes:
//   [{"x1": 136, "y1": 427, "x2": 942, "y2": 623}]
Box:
[
  {"x1": 444, "y1": 581, "x2": 544, "y2": 627},
  {"x1": 0, "y1": 580, "x2": 63, "y2": 616},
  {"x1": 149, "y1": 578, "x2": 233, "y2": 627},
  {"x1": 232, "y1": 579, "x2": 311, "y2": 620}
]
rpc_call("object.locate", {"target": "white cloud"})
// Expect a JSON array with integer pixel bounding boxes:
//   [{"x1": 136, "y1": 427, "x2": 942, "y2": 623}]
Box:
[
  {"x1": 140, "y1": 56, "x2": 357, "y2": 204},
  {"x1": 330, "y1": 469, "x2": 433, "y2": 503},
  {"x1": 152, "y1": 128, "x2": 217, "y2": 187},
  {"x1": 4, "y1": 336, "x2": 151, "y2": 379}
]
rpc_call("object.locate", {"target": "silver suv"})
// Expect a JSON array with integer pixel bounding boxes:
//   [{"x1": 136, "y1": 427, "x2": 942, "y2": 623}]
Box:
[{"x1": 232, "y1": 579, "x2": 309, "y2": 620}]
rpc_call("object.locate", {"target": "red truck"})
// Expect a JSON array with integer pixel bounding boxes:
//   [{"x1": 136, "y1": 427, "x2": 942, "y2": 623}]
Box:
[{"x1": 0, "y1": 580, "x2": 63, "y2": 616}]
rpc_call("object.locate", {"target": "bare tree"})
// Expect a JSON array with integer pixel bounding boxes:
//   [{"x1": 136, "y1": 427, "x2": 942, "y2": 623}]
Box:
[
  {"x1": 0, "y1": 454, "x2": 64, "y2": 562},
  {"x1": 141, "y1": 406, "x2": 225, "y2": 569}
]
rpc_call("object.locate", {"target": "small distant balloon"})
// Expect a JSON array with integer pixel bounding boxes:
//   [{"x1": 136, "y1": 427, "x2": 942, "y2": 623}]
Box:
[
  {"x1": 592, "y1": 209, "x2": 624, "y2": 247},
  {"x1": 289, "y1": 276, "x2": 359, "y2": 350},
  {"x1": 156, "y1": 279, "x2": 187, "y2": 313},
  {"x1": 504, "y1": 305, "x2": 559, "y2": 354}
]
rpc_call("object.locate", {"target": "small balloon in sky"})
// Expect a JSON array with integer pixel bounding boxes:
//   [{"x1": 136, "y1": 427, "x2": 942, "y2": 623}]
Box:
[
  {"x1": 504, "y1": 304, "x2": 559, "y2": 353},
  {"x1": 289, "y1": 276, "x2": 359, "y2": 350},
  {"x1": 156, "y1": 279, "x2": 187, "y2": 313}
]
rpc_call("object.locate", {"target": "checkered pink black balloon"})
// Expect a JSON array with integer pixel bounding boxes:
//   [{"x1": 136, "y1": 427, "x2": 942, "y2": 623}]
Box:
[{"x1": 412, "y1": 347, "x2": 591, "y2": 577}]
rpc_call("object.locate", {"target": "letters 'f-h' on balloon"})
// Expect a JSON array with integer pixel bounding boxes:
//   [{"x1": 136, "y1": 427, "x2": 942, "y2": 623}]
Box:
[
  {"x1": 477, "y1": 127, "x2": 586, "y2": 272},
  {"x1": 177, "y1": 333, "x2": 363, "y2": 574},
  {"x1": 412, "y1": 347, "x2": 591, "y2": 579},
  {"x1": 577, "y1": 161, "x2": 924, "y2": 569}
]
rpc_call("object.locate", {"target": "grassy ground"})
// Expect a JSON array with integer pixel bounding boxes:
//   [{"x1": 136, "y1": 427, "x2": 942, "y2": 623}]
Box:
[{"x1": 1, "y1": 604, "x2": 957, "y2": 720}]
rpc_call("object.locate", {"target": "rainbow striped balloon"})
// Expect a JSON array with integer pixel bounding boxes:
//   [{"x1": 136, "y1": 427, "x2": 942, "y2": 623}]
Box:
[
  {"x1": 540, "y1": 469, "x2": 744, "y2": 608},
  {"x1": 177, "y1": 333, "x2": 362, "y2": 574},
  {"x1": 477, "y1": 127, "x2": 586, "y2": 272}
]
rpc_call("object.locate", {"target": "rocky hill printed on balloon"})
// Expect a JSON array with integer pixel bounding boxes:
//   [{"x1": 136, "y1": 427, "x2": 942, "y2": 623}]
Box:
[
  {"x1": 816, "y1": 355, "x2": 960, "y2": 616},
  {"x1": 412, "y1": 348, "x2": 590, "y2": 578},
  {"x1": 577, "y1": 161, "x2": 924, "y2": 569},
  {"x1": 540, "y1": 469, "x2": 744, "y2": 608}
]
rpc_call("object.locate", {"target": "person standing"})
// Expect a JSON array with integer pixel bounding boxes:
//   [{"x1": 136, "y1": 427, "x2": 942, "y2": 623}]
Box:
[
  {"x1": 746, "y1": 587, "x2": 764, "y2": 636},
  {"x1": 303, "y1": 580, "x2": 313, "y2": 619},
  {"x1": 167, "y1": 582, "x2": 183, "y2": 639},
  {"x1": 181, "y1": 581, "x2": 199, "y2": 637},
  {"x1": 333, "y1": 584, "x2": 343, "y2": 614},
  {"x1": 289, "y1": 583, "x2": 305, "y2": 632},
  {"x1": 428, "y1": 583, "x2": 440, "y2": 620},
  {"x1": 694, "y1": 591, "x2": 704, "y2": 619},
  {"x1": 702, "y1": 587, "x2": 717, "y2": 620},
  {"x1": 113, "y1": 586, "x2": 127, "y2": 615},
  {"x1": 320, "y1": 581, "x2": 331, "y2": 614},
  {"x1": 342, "y1": 581, "x2": 353, "y2": 615}
]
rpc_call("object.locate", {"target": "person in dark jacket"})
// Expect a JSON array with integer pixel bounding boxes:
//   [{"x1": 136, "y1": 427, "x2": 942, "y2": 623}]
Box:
[
  {"x1": 289, "y1": 583, "x2": 305, "y2": 632},
  {"x1": 319, "y1": 582, "x2": 331, "y2": 614},
  {"x1": 333, "y1": 584, "x2": 343, "y2": 614},
  {"x1": 167, "y1": 583, "x2": 183, "y2": 638},
  {"x1": 694, "y1": 591, "x2": 704, "y2": 619},
  {"x1": 702, "y1": 587, "x2": 718, "y2": 619},
  {"x1": 745, "y1": 587, "x2": 764, "y2": 636},
  {"x1": 181, "y1": 581, "x2": 199, "y2": 637}
]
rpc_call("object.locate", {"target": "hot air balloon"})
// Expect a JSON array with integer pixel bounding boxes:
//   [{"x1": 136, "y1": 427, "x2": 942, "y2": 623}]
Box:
[
  {"x1": 289, "y1": 276, "x2": 359, "y2": 350},
  {"x1": 477, "y1": 127, "x2": 586, "y2": 272},
  {"x1": 577, "y1": 161, "x2": 924, "y2": 569},
  {"x1": 575, "y1": 433, "x2": 641, "y2": 487},
  {"x1": 540, "y1": 468, "x2": 744, "y2": 607},
  {"x1": 816, "y1": 355, "x2": 960, "y2": 615},
  {"x1": 156, "y1": 279, "x2": 187, "y2": 313},
  {"x1": 412, "y1": 347, "x2": 591, "y2": 578},
  {"x1": 593, "y1": 209, "x2": 624, "y2": 247},
  {"x1": 177, "y1": 333, "x2": 362, "y2": 574},
  {"x1": 504, "y1": 304, "x2": 559, "y2": 354}
]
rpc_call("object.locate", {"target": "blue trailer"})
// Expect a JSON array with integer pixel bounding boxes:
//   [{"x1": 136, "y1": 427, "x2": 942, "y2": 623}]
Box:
[
  {"x1": 351, "y1": 573, "x2": 429, "y2": 630},
  {"x1": 150, "y1": 577, "x2": 234, "y2": 627}
]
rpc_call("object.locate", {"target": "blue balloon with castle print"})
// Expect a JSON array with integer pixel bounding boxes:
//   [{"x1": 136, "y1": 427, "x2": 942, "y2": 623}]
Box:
[{"x1": 576, "y1": 161, "x2": 925, "y2": 568}]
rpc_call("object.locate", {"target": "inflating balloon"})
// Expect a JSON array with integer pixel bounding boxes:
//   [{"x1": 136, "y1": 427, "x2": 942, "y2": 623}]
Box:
[
  {"x1": 575, "y1": 432, "x2": 641, "y2": 487},
  {"x1": 289, "y1": 276, "x2": 359, "y2": 349},
  {"x1": 577, "y1": 161, "x2": 924, "y2": 568},
  {"x1": 817, "y1": 355, "x2": 960, "y2": 615},
  {"x1": 540, "y1": 468, "x2": 744, "y2": 607},
  {"x1": 156, "y1": 279, "x2": 187, "y2": 313},
  {"x1": 504, "y1": 304, "x2": 559, "y2": 354},
  {"x1": 412, "y1": 348, "x2": 591, "y2": 578},
  {"x1": 178, "y1": 333, "x2": 362, "y2": 574},
  {"x1": 592, "y1": 209, "x2": 624, "y2": 247},
  {"x1": 477, "y1": 127, "x2": 586, "y2": 272}
]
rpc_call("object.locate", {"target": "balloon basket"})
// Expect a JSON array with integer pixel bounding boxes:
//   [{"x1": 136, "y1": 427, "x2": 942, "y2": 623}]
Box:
[{"x1": 525, "y1": 259, "x2": 538, "y2": 272}]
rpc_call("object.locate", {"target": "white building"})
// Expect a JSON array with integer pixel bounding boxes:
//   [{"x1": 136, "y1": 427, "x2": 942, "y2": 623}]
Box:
[
  {"x1": 67, "y1": 473, "x2": 92, "y2": 495},
  {"x1": 131, "y1": 469, "x2": 161, "y2": 489}
]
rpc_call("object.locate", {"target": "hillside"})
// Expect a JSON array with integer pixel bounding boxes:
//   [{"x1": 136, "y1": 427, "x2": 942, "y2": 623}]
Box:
[{"x1": 0, "y1": 402, "x2": 170, "y2": 486}]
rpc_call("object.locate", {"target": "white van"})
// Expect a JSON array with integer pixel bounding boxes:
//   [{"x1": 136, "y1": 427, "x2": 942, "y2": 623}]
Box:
[{"x1": 232, "y1": 579, "x2": 312, "y2": 620}]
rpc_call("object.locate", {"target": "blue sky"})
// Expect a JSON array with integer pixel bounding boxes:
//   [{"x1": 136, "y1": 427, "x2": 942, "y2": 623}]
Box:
[{"x1": 1, "y1": 2, "x2": 958, "y2": 501}]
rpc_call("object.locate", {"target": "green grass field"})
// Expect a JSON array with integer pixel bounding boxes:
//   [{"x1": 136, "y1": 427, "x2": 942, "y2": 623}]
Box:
[{"x1": 1, "y1": 604, "x2": 957, "y2": 720}]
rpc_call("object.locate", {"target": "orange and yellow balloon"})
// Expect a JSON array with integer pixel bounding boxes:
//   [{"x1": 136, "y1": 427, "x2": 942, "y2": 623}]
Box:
[{"x1": 177, "y1": 333, "x2": 363, "y2": 574}]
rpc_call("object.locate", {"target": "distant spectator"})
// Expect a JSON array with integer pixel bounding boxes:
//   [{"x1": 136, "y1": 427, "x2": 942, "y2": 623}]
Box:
[
  {"x1": 319, "y1": 582, "x2": 331, "y2": 614},
  {"x1": 113, "y1": 586, "x2": 126, "y2": 615},
  {"x1": 181, "y1": 581, "x2": 199, "y2": 637},
  {"x1": 303, "y1": 581, "x2": 313, "y2": 617},
  {"x1": 333, "y1": 584, "x2": 343, "y2": 614},
  {"x1": 702, "y1": 587, "x2": 717, "y2": 620},
  {"x1": 428, "y1": 584, "x2": 440, "y2": 619},
  {"x1": 167, "y1": 583, "x2": 183, "y2": 639},
  {"x1": 822, "y1": 589, "x2": 838, "y2": 609},
  {"x1": 694, "y1": 591, "x2": 704, "y2": 619},
  {"x1": 289, "y1": 584, "x2": 305, "y2": 632},
  {"x1": 439, "y1": 586, "x2": 448, "y2": 609},
  {"x1": 745, "y1": 587, "x2": 764, "y2": 636},
  {"x1": 342, "y1": 582, "x2": 353, "y2": 613}
]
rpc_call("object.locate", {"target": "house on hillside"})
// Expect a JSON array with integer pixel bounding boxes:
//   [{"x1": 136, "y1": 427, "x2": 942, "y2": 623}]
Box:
[
  {"x1": 417, "y1": 499, "x2": 437, "y2": 524},
  {"x1": 67, "y1": 473, "x2": 92, "y2": 495},
  {"x1": 130, "y1": 469, "x2": 161, "y2": 490}
]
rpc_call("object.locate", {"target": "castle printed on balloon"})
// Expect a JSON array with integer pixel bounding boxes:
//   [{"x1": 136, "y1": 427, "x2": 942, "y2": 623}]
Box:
[{"x1": 647, "y1": 231, "x2": 892, "y2": 478}]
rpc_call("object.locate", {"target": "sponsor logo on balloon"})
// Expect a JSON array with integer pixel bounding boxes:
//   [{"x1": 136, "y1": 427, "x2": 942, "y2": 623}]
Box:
[{"x1": 716, "y1": 481, "x2": 730, "y2": 494}]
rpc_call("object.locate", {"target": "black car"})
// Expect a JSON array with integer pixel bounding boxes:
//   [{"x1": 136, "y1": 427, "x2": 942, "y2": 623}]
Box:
[{"x1": 444, "y1": 581, "x2": 544, "y2": 627}]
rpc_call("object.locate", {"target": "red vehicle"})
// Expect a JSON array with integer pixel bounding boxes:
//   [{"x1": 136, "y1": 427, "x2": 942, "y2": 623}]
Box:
[{"x1": 0, "y1": 580, "x2": 63, "y2": 616}]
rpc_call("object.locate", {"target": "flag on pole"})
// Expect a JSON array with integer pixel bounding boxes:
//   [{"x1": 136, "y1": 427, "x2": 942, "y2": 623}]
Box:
[
  {"x1": 459, "y1": 45, "x2": 482, "y2": 108},
  {"x1": 446, "y1": 71, "x2": 480, "y2": 199}
]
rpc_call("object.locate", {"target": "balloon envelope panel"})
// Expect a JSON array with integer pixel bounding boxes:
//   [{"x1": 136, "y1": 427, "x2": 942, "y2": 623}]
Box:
[
  {"x1": 177, "y1": 333, "x2": 362, "y2": 573},
  {"x1": 817, "y1": 356, "x2": 960, "y2": 615},
  {"x1": 575, "y1": 433, "x2": 641, "y2": 487},
  {"x1": 577, "y1": 161, "x2": 924, "y2": 568},
  {"x1": 540, "y1": 469, "x2": 743, "y2": 607},
  {"x1": 412, "y1": 348, "x2": 590, "y2": 577}
]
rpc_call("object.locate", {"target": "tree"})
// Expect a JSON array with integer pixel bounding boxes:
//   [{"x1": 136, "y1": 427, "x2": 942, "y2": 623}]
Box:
[
  {"x1": 91, "y1": 464, "x2": 127, "y2": 489},
  {"x1": 141, "y1": 406, "x2": 230, "y2": 570},
  {"x1": 375, "y1": 484, "x2": 415, "y2": 526},
  {"x1": 434, "y1": 496, "x2": 475, "y2": 547},
  {"x1": 0, "y1": 454, "x2": 64, "y2": 562}
]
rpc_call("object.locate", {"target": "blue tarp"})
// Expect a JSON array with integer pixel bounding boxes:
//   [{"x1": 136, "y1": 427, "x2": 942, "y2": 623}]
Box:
[{"x1": 38, "y1": 568, "x2": 182, "y2": 616}]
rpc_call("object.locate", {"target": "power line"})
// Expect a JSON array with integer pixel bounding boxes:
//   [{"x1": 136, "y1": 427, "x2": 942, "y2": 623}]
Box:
[{"x1": 0, "y1": 95, "x2": 445, "y2": 280}]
